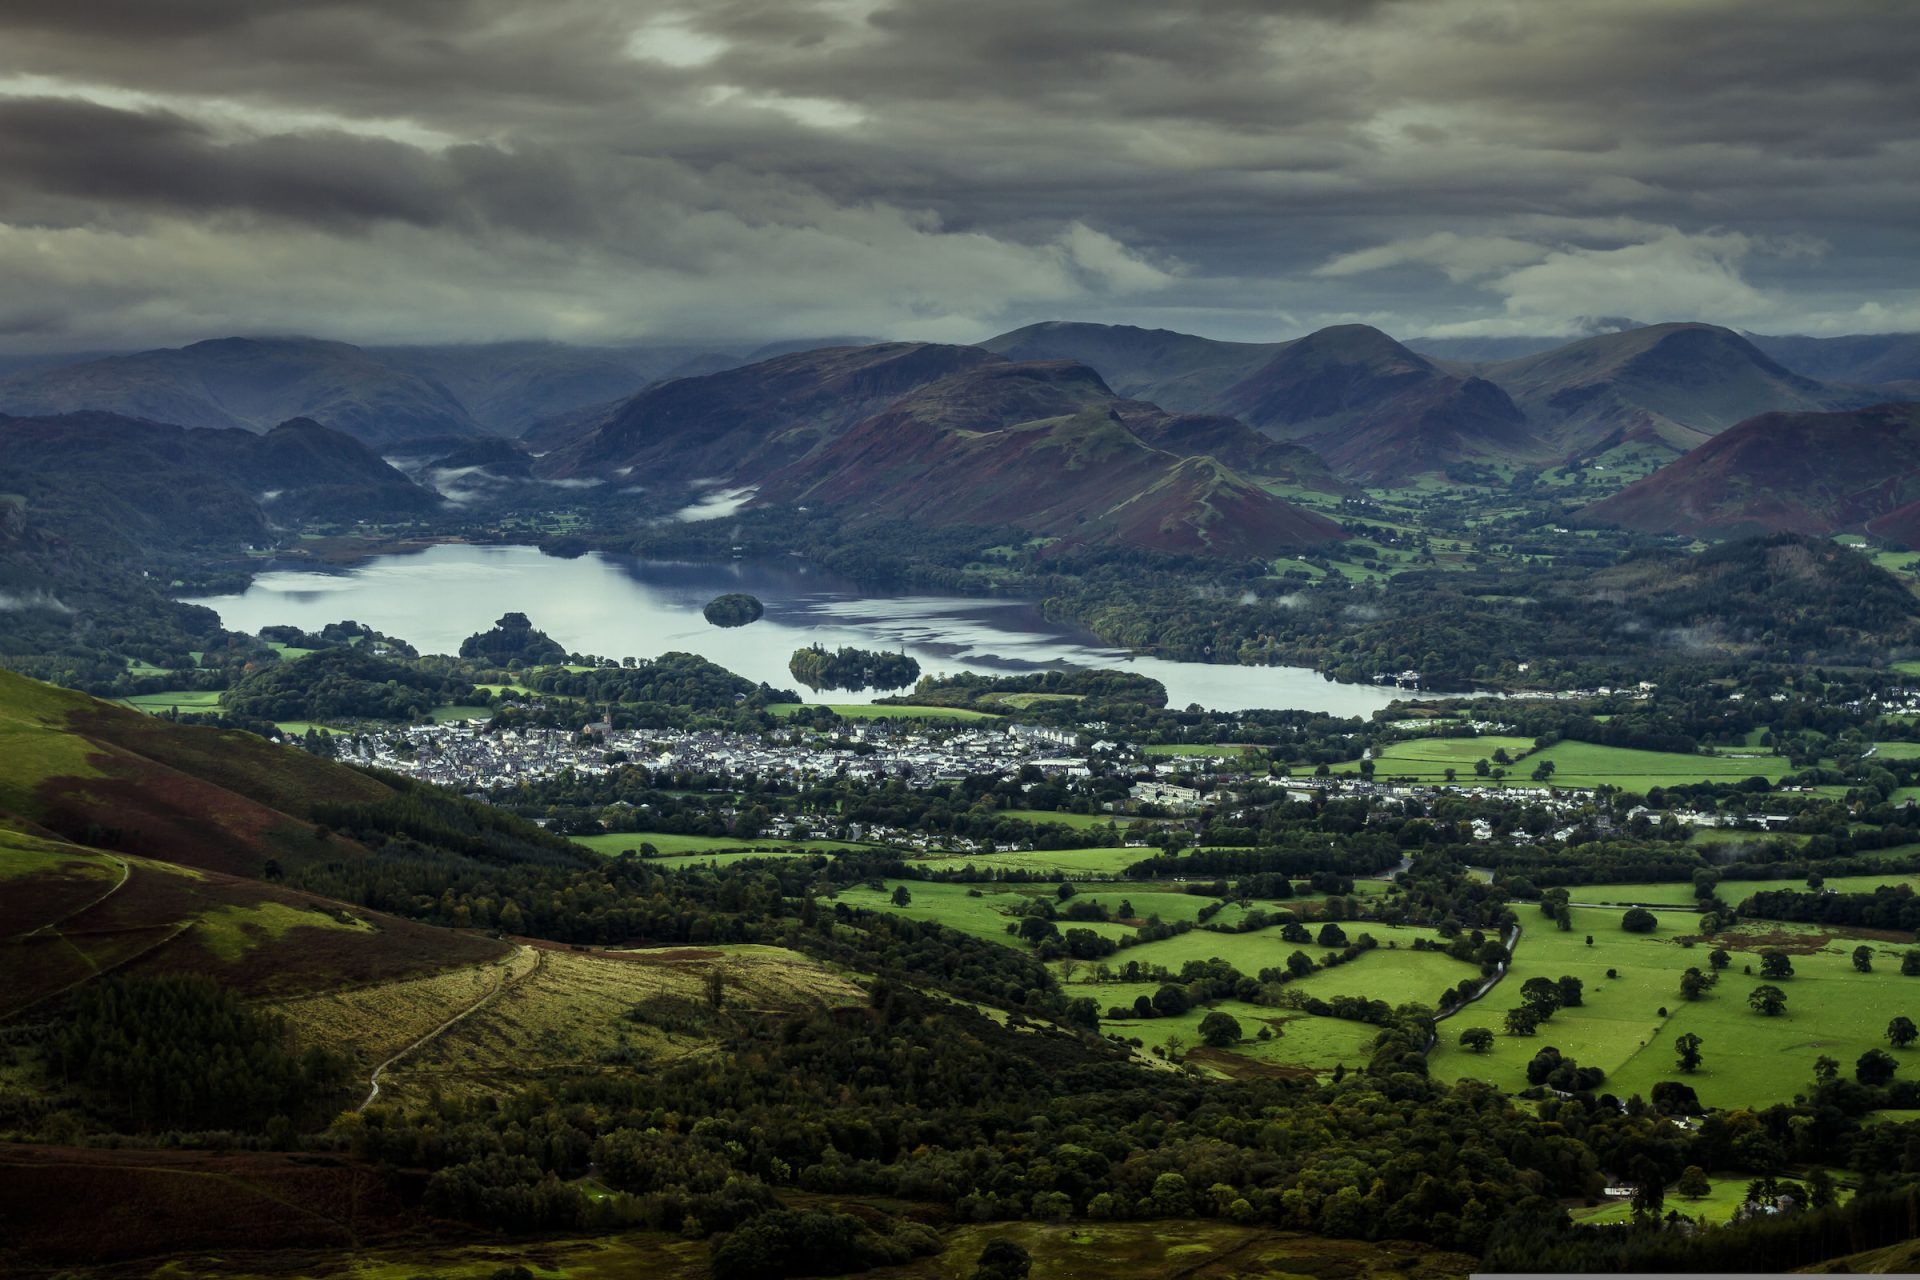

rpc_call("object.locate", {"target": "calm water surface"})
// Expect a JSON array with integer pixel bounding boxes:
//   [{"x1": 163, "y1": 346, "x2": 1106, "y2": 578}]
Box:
[{"x1": 184, "y1": 544, "x2": 1405, "y2": 715}]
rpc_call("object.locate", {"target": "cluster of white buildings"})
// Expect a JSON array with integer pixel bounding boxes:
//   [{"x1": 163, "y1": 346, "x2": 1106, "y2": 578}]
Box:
[{"x1": 326, "y1": 717, "x2": 1098, "y2": 792}]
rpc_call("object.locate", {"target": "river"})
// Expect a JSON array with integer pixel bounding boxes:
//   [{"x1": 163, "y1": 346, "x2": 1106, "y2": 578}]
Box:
[{"x1": 183, "y1": 544, "x2": 1408, "y2": 715}]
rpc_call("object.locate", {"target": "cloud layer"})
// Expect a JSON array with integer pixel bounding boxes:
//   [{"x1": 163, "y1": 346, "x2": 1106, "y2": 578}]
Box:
[{"x1": 0, "y1": 0, "x2": 1914, "y2": 348}]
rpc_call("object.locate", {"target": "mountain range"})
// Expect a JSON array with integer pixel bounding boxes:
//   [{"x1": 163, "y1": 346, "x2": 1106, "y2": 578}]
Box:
[
  {"x1": 752, "y1": 360, "x2": 1346, "y2": 555},
  {"x1": 983, "y1": 320, "x2": 1896, "y2": 472},
  {"x1": 3, "y1": 319, "x2": 1918, "y2": 556},
  {"x1": 545, "y1": 346, "x2": 1347, "y2": 556}
]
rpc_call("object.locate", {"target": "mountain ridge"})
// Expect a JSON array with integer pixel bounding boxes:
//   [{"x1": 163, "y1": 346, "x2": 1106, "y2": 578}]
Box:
[{"x1": 1582, "y1": 401, "x2": 1920, "y2": 539}]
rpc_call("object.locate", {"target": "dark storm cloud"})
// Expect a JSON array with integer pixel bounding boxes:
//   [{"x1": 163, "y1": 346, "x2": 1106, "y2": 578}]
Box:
[{"x1": 0, "y1": 0, "x2": 1914, "y2": 348}]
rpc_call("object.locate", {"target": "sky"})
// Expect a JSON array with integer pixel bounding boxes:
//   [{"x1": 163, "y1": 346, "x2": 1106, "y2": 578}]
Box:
[{"x1": 0, "y1": 0, "x2": 1915, "y2": 352}]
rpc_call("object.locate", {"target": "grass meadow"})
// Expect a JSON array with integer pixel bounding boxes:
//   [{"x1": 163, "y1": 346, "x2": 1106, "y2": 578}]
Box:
[
  {"x1": 1552, "y1": 872, "x2": 1920, "y2": 908},
  {"x1": 1569, "y1": 1172, "x2": 1848, "y2": 1225},
  {"x1": 115, "y1": 690, "x2": 225, "y2": 714},
  {"x1": 570, "y1": 832, "x2": 869, "y2": 859},
  {"x1": 996, "y1": 808, "x2": 1136, "y2": 830},
  {"x1": 906, "y1": 846, "x2": 1158, "y2": 876},
  {"x1": 1339, "y1": 735, "x2": 1793, "y2": 791},
  {"x1": 1431, "y1": 905, "x2": 1920, "y2": 1108}
]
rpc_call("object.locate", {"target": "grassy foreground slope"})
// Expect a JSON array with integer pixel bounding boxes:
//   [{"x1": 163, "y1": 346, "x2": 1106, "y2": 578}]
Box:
[{"x1": 0, "y1": 669, "x2": 509, "y2": 1011}]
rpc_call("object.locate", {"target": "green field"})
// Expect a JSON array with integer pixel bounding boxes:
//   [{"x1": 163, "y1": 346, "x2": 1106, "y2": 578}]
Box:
[
  {"x1": 1866, "y1": 1109, "x2": 1920, "y2": 1125},
  {"x1": 1073, "y1": 921, "x2": 1466, "y2": 1002},
  {"x1": 1528, "y1": 742, "x2": 1789, "y2": 790},
  {"x1": 1569, "y1": 1172, "x2": 1848, "y2": 1225},
  {"x1": 833, "y1": 881, "x2": 1130, "y2": 947},
  {"x1": 765, "y1": 702, "x2": 1000, "y2": 721},
  {"x1": 1874, "y1": 742, "x2": 1920, "y2": 760},
  {"x1": 832, "y1": 880, "x2": 1321, "y2": 950},
  {"x1": 1341, "y1": 736, "x2": 1792, "y2": 791},
  {"x1": 1431, "y1": 906, "x2": 1920, "y2": 1108},
  {"x1": 996, "y1": 808, "x2": 1134, "y2": 830},
  {"x1": 571, "y1": 832, "x2": 869, "y2": 859},
  {"x1": 1552, "y1": 873, "x2": 1920, "y2": 908},
  {"x1": 1143, "y1": 743, "x2": 1253, "y2": 758},
  {"x1": 908, "y1": 846, "x2": 1157, "y2": 876},
  {"x1": 1341, "y1": 735, "x2": 1539, "y2": 781},
  {"x1": 118, "y1": 691, "x2": 490, "y2": 727},
  {"x1": 1101, "y1": 999, "x2": 1383, "y2": 1075},
  {"x1": 115, "y1": 689, "x2": 224, "y2": 714}
]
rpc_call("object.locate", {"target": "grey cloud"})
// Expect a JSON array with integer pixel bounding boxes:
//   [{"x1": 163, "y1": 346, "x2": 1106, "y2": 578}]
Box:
[{"x1": 0, "y1": 0, "x2": 1913, "y2": 348}]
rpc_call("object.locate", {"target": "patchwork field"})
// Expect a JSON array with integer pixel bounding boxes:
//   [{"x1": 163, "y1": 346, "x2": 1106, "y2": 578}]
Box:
[
  {"x1": 1552, "y1": 873, "x2": 1920, "y2": 908},
  {"x1": 1431, "y1": 906, "x2": 1920, "y2": 1108},
  {"x1": 571, "y1": 832, "x2": 869, "y2": 858},
  {"x1": 1339, "y1": 735, "x2": 1793, "y2": 791},
  {"x1": 907, "y1": 846, "x2": 1159, "y2": 876}
]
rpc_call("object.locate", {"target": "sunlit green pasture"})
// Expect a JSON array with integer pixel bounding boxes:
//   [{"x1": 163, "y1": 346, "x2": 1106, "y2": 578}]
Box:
[{"x1": 1431, "y1": 905, "x2": 1920, "y2": 1109}]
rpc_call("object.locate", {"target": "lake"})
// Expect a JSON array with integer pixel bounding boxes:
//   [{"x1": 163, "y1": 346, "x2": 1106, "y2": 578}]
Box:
[{"x1": 184, "y1": 544, "x2": 1407, "y2": 715}]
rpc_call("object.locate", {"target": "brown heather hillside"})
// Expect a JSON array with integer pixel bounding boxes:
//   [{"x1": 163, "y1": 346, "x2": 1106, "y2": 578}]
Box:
[
  {"x1": 0, "y1": 666, "x2": 388, "y2": 879},
  {"x1": 1213, "y1": 325, "x2": 1547, "y2": 483},
  {"x1": 548, "y1": 345, "x2": 1345, "y2": 555},
  {"x1": 540, "y1": 341, "x2": 1000, "y2": 481},
  {"x1": 1115, "y1": 406, "x2": 1351, "y2": 492},
  {"x1": 1583, "y1": 402, "x2": 1920, "y2": 538},
  {"x1": 0, "y1": 669, "x2": 507, "y2": 1009},
  {"x1": 763, "y1": 399, "x2": 1344, "y2": 557}
]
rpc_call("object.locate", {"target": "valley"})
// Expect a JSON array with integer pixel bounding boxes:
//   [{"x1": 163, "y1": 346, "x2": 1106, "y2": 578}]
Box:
[{"x1": 8, "y1": 4, "x2": 1920, "y2": 1276}]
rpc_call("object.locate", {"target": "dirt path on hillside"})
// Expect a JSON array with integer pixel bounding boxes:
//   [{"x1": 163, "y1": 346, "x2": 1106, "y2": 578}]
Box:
[{"x1": 357, "y1": 944, "x2": 541, "y2": 1110}]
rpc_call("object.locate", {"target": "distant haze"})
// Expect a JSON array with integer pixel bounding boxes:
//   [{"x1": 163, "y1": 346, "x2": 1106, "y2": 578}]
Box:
[{"x1": 0, "y1": 1, "x2": 1915, "y2": 351}]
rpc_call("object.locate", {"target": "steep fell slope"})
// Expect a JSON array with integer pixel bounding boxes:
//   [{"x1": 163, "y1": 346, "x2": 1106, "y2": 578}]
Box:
[
  {"x1": 1583, "y1": 402, "x2": 1920, "y2": 538},
  {"x1": 0, "y1": 670, "x2": 507, "y2": 1010},
  {"x1": 761, "y1": 362, "x2": 1346, "y2": 557},
  {"x1": 1217, "y1": 325, "x2": 1545, "y2": 482},
  {"x1": 539, "y1": 342, "x2": 1000, "y2": 481}
]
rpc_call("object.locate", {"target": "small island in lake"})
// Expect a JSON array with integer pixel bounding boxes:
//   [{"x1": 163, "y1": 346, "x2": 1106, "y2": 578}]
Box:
[
  {"x1": 702, "y1": 593, "x2": 765, "y2": 628},
  {"x1": 789, "y1": 643, "x2": 920, "y2": 692}
]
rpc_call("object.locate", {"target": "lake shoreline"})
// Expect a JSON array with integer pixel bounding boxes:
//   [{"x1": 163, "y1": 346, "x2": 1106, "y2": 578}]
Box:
[{"x1": 181, "y1": 544, "x2": 1416, "y2": 716}]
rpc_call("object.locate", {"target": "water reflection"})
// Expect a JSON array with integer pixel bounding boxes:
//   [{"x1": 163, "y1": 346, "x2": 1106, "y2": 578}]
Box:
[{"x1": 184, "y1": 544, "x2": 1406, "y2": 716}]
